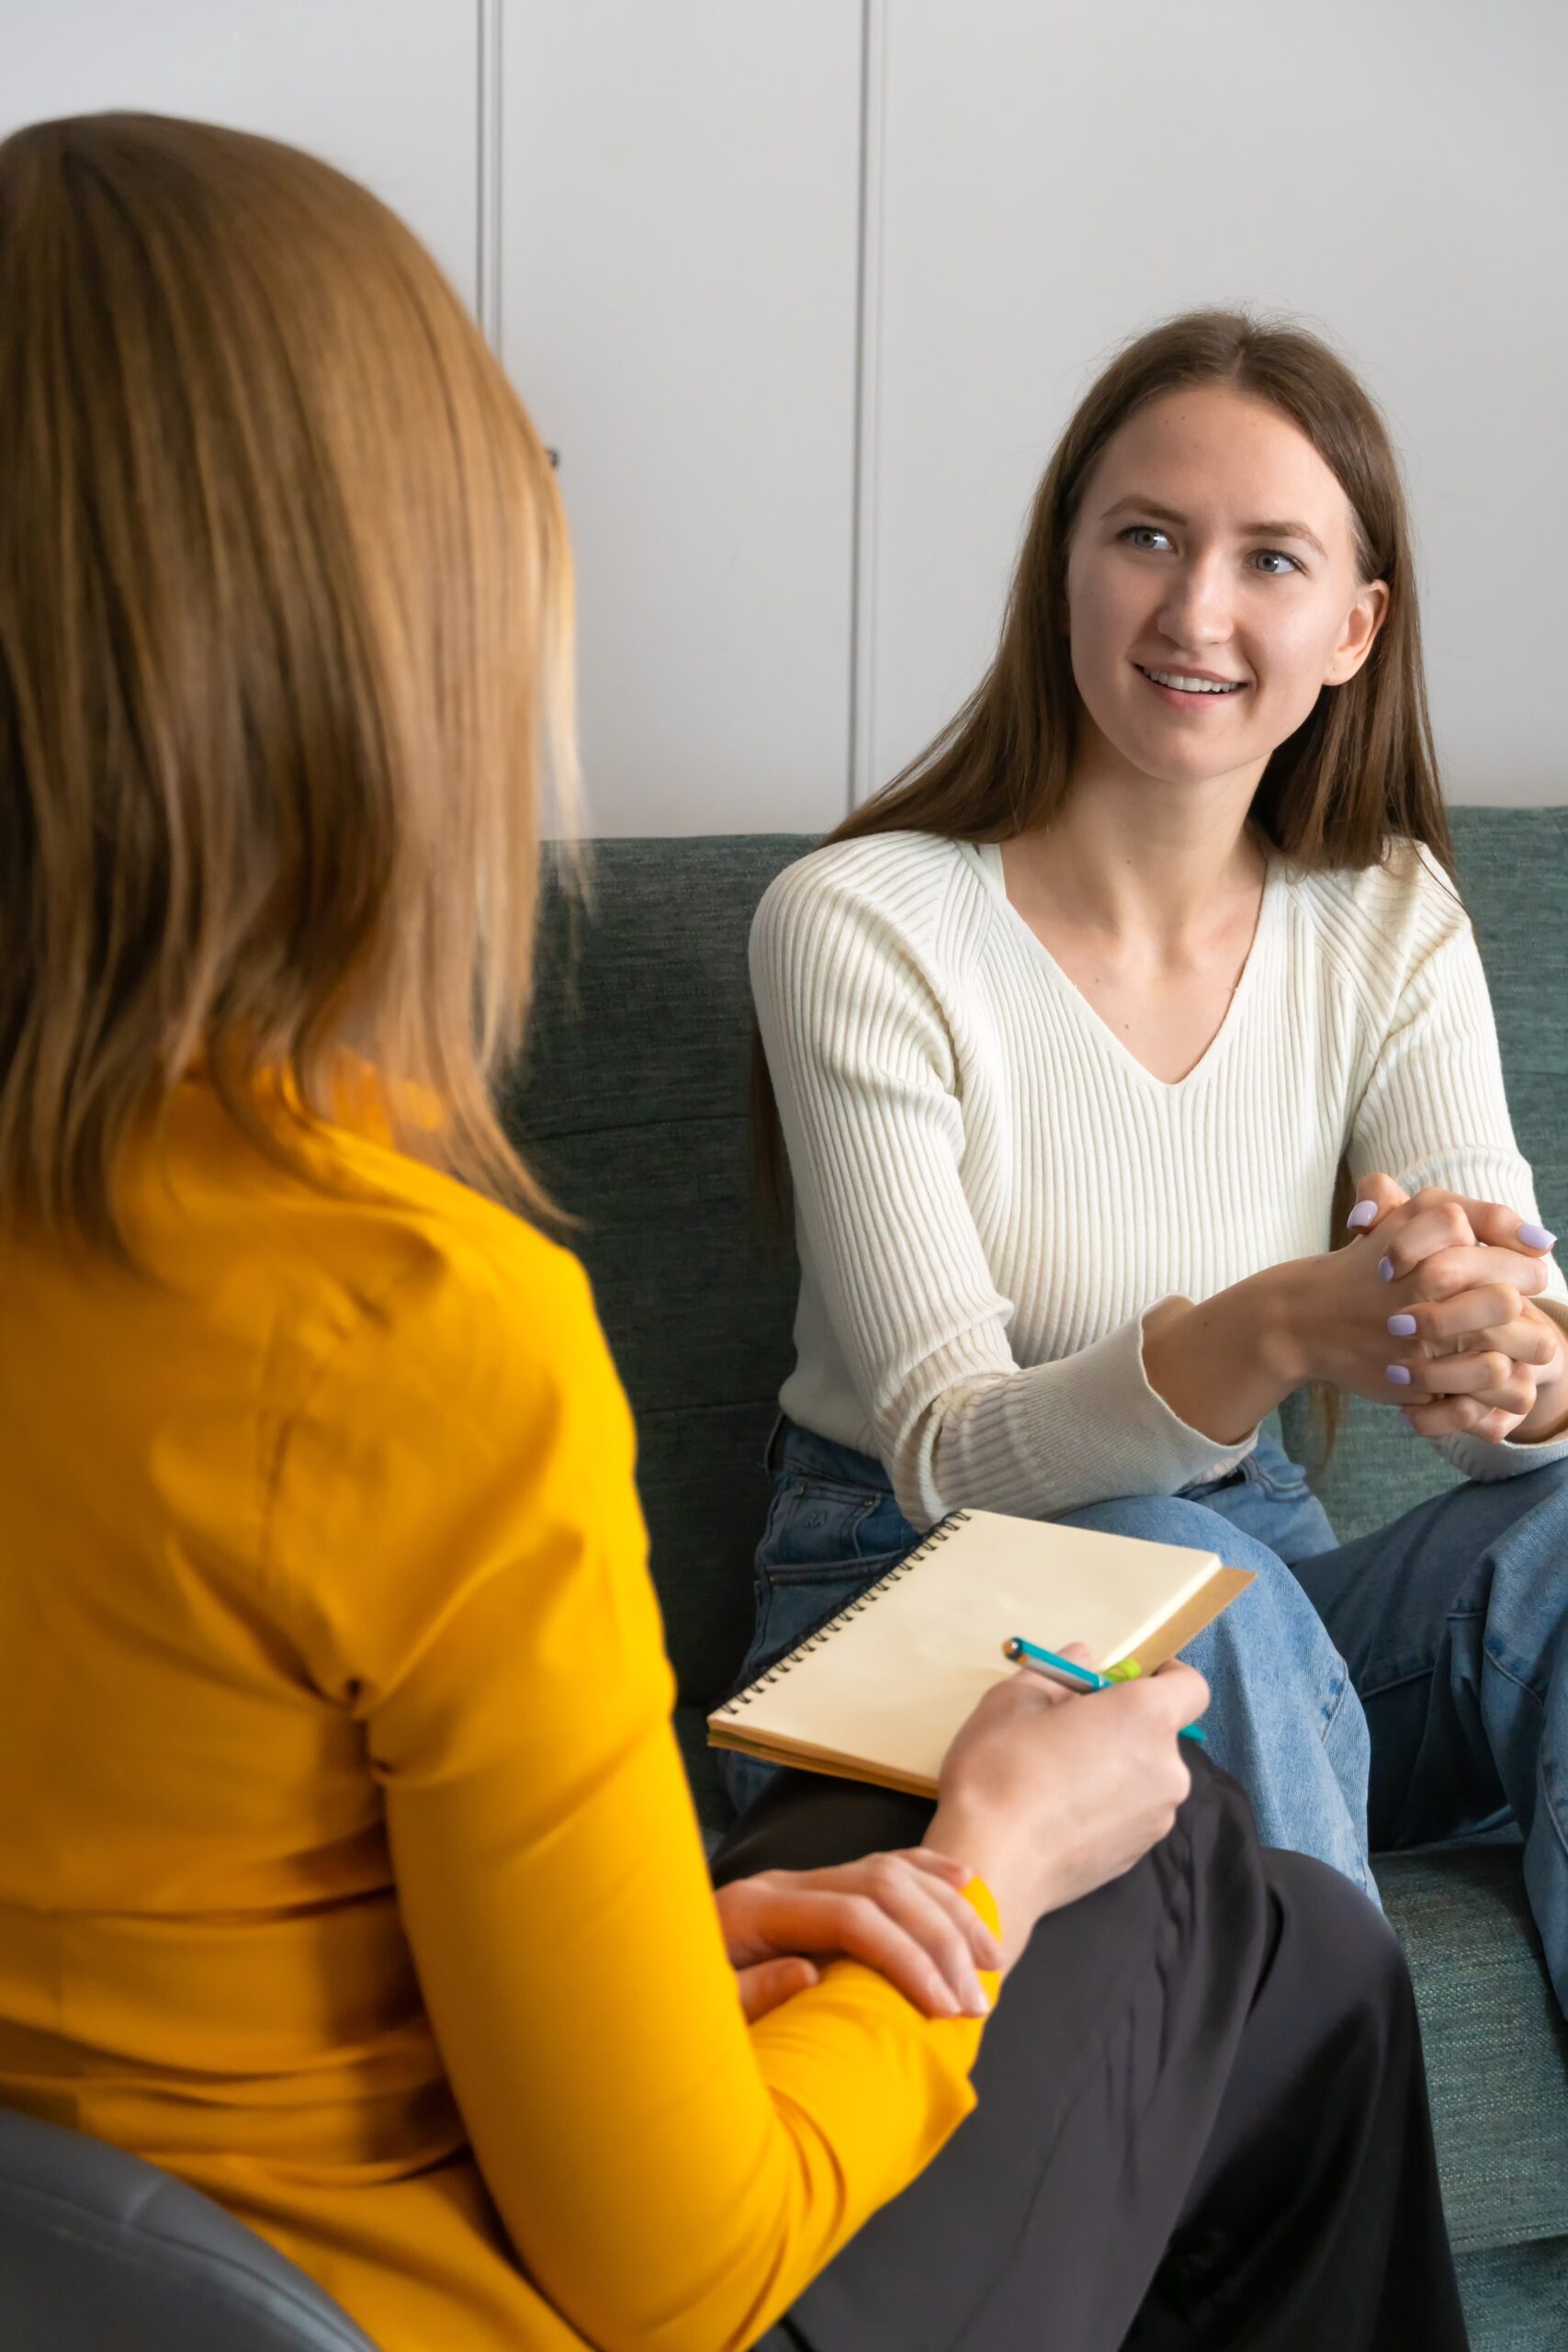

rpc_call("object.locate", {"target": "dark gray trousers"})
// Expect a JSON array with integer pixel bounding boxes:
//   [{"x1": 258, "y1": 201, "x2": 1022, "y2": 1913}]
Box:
[{"x1": 716, "y1": 1755, "x2": 1467, "y2": 2352}]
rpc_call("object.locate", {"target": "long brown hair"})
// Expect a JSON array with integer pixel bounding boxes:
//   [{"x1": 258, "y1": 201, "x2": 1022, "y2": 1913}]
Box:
[
  {"x1": 0, "y1": 112, "x2": 578, "y2": 1258},
  {"x1": 754, "y1": 305, "x2": 1454, "y2": 1220}
]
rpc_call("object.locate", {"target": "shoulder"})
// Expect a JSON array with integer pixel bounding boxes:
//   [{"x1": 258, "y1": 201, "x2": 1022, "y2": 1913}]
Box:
[
  {"x1": 750, "y1": 830, "x2": 986, "y2": 969},
  {"x1": 262, "y1": 1162, "x2": 640, "y2": 1669},
  {"x1": 190, "y1": 1094, "x2": 635, "y2": 1521},
  {"x1": 1286, "y1": 836, "x2": 1473, "y2": 998},
  {"x1": 292, "y1": 1212, "x2": 645, "y2": 1713},
  {"x1": 298, "y1": 1151, "x2": 621, "y2": 1448}
]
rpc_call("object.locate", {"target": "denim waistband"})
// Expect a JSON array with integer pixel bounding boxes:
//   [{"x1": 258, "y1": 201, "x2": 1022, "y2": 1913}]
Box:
[{"x1": 765, "y1": 1413, "x2": 892, "y2": 1490}]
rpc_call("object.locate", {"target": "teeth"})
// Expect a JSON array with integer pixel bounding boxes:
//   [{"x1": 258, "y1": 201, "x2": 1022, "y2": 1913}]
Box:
[{"x1": 1142, "y1": 666, "x2": 1243, "y2": 695}]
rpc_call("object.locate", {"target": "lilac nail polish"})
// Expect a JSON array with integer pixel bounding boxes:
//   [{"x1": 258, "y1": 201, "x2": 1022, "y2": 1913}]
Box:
[
  {"x1": 1347, "y1": 1200, "x2": 1378, "y2": 1231},
  {"x1": 1519, "y1": 1222, "x2": 1557, "y2": 1250},
  {"x1": 1388, "y1": 1313, "x2": 1418, "y2": 1337},
  {"x1": 1378, "y1": 1255, "x2": 1395, "y2": 1282},
  {"x1": 1386, "y1": 1363, "x2": 1413, "y2": 1385}
]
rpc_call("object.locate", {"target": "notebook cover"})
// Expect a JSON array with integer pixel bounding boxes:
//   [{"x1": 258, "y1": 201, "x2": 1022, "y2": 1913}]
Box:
[{"x1": 708, "y1": 1508, "x2": 1251, "y2": 1795}]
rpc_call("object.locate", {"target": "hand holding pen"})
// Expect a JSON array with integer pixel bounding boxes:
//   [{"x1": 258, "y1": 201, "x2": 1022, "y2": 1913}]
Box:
[
  {"x1": 925, "y1": 1645, "x2": 1210, "y2": 1970},
  {"x1": 1002, "y1": 1637, "x2": 1207, "y2": 1743}
]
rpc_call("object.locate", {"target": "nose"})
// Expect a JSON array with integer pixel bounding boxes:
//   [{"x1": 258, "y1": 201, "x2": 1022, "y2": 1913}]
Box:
[{"x1": 1156, "y1": 546, "x2": 1236, "y2": 651}]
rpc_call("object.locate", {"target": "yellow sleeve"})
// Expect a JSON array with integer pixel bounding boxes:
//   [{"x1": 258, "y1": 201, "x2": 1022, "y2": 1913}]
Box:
[{"x1": 270, "y1": 1221, "x2": 995, "y2": 2352}]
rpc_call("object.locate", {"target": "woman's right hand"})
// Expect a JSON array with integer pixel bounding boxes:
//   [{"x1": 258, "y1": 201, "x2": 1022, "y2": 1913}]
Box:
[
  {"x1": 1276, "y1": 1183, "x2": 1554, "y2": 1418},
  {"x1": 923, "y1": 1650, "x2": 1208, "y2": 1970},
  {"x1": 1338, "y1": 1173, "x2": 1562, "y2": 1440}
]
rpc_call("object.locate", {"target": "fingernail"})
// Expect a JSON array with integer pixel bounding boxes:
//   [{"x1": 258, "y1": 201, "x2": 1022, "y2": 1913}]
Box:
[
  {"x1": 1386, "y1": 1363, "x2": 1413, "y2": 1385},
  {"x1": 1347, "y1": 1200, "x2": 1378, "y2": 1230},
  {"x1": 1519, "y1": 1222, "x2": 1556, "y2": 1250},
  {"x1": 964, "y1": 1982, "x2": 991, "y2": 2016},
  {"x1": 1388, "y1": 1313, "x2": 1418, "y2": 1337},
  {"x1": 1378, "y1": 1255, "x2": 1395, "y2": 1282}
]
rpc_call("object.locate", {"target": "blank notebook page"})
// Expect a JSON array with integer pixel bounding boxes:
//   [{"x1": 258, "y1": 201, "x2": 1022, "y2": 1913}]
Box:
[{"x1": 716, "y1": 1508, "x2": 1219, "y2": 1786}]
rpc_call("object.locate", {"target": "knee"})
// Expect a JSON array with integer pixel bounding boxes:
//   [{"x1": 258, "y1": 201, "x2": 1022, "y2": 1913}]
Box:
[
  {"x1": 1266, "y1": 1848, "x2": 1415, "y2": 2033},
  {"x1": 1065, "y1": 1494, "x2": 1280, "y2": 1577},
  {"x1": 1063, "y1": 1497, "x2": 1349, "y2": 1702}
]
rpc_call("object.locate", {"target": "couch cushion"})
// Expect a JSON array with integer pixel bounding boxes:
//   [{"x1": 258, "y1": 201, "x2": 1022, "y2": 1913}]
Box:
[
  {"x1": 1379, "y1": 1843, "x2": 1568, "y2": 2254},
  {"x1": 1453, "y1": 2238, "x2": 1568, "y2": 2352},
  {"x1": 501, "y1": 838, "x2": 807, "y2": 1706}
]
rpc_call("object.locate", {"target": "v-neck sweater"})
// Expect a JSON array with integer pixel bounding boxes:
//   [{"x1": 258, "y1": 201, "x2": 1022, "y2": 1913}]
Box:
[{"x1": 750, "y1": 828, "x2": 1568, "y2": 1529}]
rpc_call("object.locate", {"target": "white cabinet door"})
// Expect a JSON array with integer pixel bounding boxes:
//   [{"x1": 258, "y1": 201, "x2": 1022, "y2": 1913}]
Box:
[
  {"x1": 502, "y1": 1, "x2": 861, "y2": 835},
  {"x1": 0, "y1": 0, "x2": 480, "y2": 311},
  {"x1": 862, "y1": 0, "x2": 1568, "y2": 807}
]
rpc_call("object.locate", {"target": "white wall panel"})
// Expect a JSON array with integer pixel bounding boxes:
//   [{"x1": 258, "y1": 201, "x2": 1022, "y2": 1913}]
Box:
[
  {"x1": 502, "y1": 1, "x2": 861, "y2": 834},
  {"x1": 0, "y1": 0, "x2": 481, "y2": 311},
  {"x1": 862, "y1": 0, "x2": 1568, "y2": 806}
]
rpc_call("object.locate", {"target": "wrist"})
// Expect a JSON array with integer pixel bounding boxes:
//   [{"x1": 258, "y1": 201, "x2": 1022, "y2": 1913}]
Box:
[
  {"x1": 1249, "y1": 1259, "x2": 1315, "y2": 1391},
  {"x1": 923, "y1": 1805, "x2": 1035, "y2": 1973},
  {"x1": 1140, "y1": 1272, "x2": 1300, "y2": 1443}
]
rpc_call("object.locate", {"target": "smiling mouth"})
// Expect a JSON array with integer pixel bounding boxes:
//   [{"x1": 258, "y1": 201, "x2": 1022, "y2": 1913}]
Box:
[{"x1": 1134, "y1": 662, "x2": 1248, "y2": 696}]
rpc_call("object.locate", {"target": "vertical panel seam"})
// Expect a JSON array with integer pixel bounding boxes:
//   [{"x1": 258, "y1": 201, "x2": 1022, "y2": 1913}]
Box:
[
  {"x1": 848, "y1": 0, "x2": 887, "y2": 812},
  {"x1": 477, "y1": 0, "x2": 504, "y2": 345}
]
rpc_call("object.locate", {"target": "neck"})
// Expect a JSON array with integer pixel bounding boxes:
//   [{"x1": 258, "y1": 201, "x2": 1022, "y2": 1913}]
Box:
[{"x1": 1011, "y1": 766, "x2": 1267, "y2": 951}]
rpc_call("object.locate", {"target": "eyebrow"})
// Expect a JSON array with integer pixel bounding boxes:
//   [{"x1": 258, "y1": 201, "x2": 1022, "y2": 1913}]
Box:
[{"x1": 1099, "y1": 495, "x2": 1328, "y2": 561}]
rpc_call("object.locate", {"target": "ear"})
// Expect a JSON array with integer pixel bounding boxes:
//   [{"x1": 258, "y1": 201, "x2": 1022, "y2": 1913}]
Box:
[{"x1": 1324, "y1": 576, "x2": 1390, "y2": 686}]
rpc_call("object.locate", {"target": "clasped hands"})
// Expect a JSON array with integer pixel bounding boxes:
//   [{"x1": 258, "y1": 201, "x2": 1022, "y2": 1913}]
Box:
[{"x1": 1343, "y1": 1175, "x2": 1567, "y2": 1445}]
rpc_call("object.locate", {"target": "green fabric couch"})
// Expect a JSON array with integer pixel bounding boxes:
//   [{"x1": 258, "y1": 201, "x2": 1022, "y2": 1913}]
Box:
[{"x1": 502, "y1": 808, "x2": 1568, "y2": 2349}]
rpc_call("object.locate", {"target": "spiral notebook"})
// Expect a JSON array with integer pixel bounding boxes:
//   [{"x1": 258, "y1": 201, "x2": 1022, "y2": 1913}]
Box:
[{"x1": 707, "y1": 1508, "x2": 1252, "y2": 1796}]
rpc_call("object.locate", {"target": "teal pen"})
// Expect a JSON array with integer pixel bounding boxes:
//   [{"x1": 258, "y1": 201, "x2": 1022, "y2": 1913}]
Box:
[{"x1": 1002, "y1": 1636, "x2": 1206, "y2": 1744}]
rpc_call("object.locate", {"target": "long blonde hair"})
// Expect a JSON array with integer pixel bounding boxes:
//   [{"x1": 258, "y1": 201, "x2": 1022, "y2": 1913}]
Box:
[{"x1": 0, "y1": 111, "x2": 576, "y2": 1255}]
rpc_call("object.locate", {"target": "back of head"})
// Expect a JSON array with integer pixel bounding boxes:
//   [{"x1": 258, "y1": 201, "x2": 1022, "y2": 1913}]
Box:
[{"x1": 0, "y1": 111, "x2": 574, "y2": 1252}]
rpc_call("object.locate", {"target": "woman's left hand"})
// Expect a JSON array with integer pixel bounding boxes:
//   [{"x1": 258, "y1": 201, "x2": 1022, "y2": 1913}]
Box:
[
  {"x1": 717, "y1": 1849, "x2": 1000, "y2": 2024},
  {"x1": 1348, "y1": 1174, "x2": 1568, "y2": 1442}
]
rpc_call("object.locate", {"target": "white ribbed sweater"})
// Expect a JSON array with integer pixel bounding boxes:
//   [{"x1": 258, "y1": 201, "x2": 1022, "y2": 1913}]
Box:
[{"x1": 750, "y1": 830, "x2": 1568, "y2": 1530}]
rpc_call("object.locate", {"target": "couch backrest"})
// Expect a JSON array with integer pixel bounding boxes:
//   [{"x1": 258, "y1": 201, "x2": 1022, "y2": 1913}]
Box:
[{"x1": 501, "y1": 810, "x2": 1568, "y2": 1709}]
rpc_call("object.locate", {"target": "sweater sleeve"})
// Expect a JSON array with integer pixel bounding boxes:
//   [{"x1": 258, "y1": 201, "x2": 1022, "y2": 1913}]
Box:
[
  {"x1": 1348, "y1": 899, "x2": 1568, "y2": 1482},
  {"x1": 270, "y1": 1227, "x2": 993, "y2": 2352},
  {"x1": 751, "y1": 858, "x2": 1258, "y2": 1525}
]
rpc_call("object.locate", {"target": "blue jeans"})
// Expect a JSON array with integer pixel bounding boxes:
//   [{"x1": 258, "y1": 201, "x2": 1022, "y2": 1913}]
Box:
[{"x1": 716, "y1": 1412, "x2": 1568, "y2": 2013}]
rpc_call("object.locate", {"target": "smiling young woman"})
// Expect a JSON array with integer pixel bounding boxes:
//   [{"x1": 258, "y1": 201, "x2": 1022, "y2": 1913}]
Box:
[{"x1": 728, "y1": 309, "x2": 1568, "y2": 2020}]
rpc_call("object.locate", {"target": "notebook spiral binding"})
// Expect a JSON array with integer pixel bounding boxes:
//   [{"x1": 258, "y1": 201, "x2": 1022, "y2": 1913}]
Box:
[{"x1": 715, "y1": 1510, "x2": 973, "y2": 1714}]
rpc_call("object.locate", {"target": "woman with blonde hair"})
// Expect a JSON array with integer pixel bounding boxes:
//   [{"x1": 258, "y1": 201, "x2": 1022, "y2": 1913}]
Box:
[
  {"x1": 727, "y1": 302, "x2": 1568, "y2": 2015},
  {"x1": 0, "y1": 114, "x2": 1465, "y2": 2351}
]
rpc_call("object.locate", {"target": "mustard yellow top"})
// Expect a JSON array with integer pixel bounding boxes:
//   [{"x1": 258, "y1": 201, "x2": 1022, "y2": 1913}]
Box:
[{"x1": 0, "y1": 1074, "x2": 997, "y2": 2352}]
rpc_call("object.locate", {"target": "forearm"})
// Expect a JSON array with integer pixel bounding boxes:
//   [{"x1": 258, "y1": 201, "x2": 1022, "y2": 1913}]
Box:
[
  {"x1": 908, "y1": 1312, "x2": 1274, "y2": 1524},
  {"x1": 1140, "y1": 1264, "x2": 1308, "y2": 1445}
]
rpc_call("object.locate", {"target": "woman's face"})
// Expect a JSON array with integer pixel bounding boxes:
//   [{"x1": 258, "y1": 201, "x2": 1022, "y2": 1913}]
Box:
[{"x1": 1061, "y1": 384, "x2": 1389, "y2": 798}]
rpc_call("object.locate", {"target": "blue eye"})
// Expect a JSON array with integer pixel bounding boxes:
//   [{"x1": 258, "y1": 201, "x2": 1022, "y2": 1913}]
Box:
[{"x1": 1119, "y1": 526, "x2": 1300, "y2": 574}]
